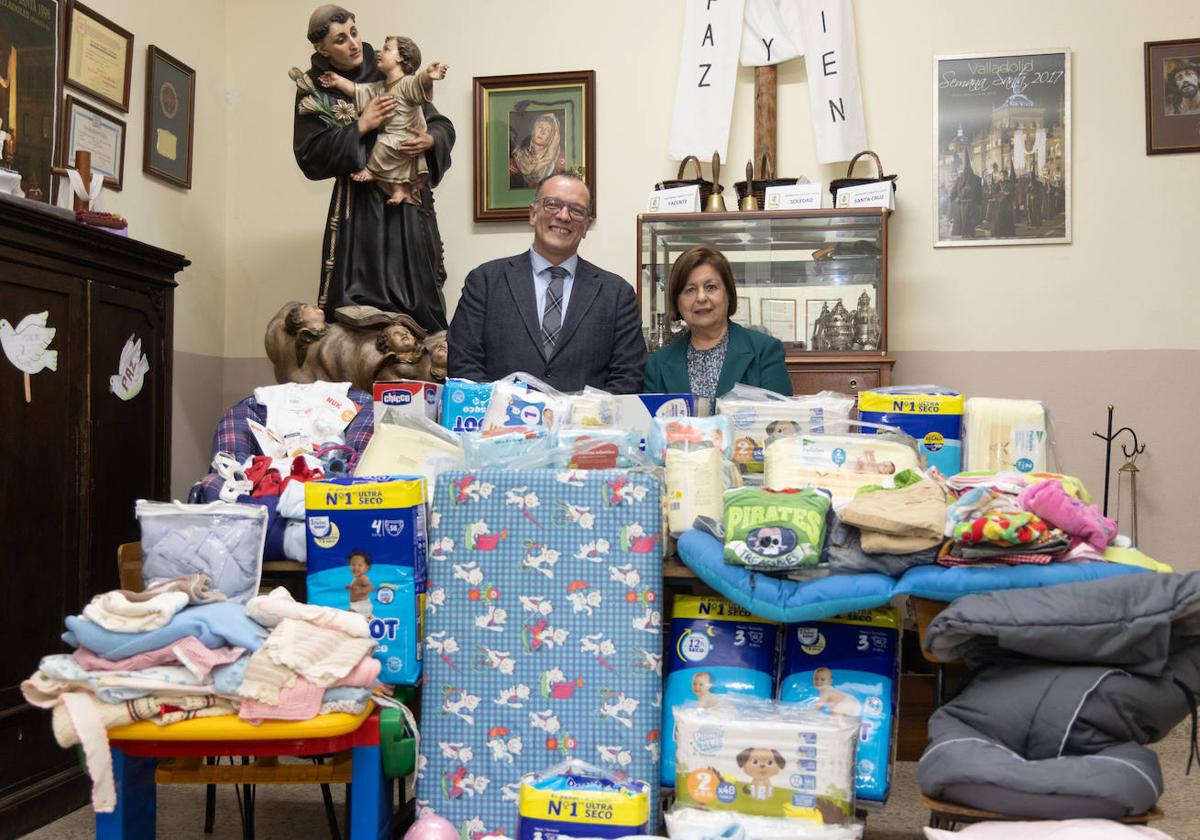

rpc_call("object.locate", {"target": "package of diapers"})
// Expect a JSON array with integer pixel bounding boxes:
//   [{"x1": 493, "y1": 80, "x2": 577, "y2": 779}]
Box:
[
  {"x1": 305, "y1": 476, "x2": 427, "y2": 684},
  {"x1": 517, "y1": 759, "x2": 651, "y2": 840},
  {"x1": 722, "y1": 487, "x2": 832, "y2": 571},
  {"x1": 482, "y1": 374, "x2": 569, "y2": 433},
  {"x1": 665, "y1": 442, "x2": 725, "y2": 535},
  {"x1": 963, "y1": 397, "x2": 1048, "y2": 473},
  {"x1": 718, "y1": 386, "x2": 856, "y2": 472},
  {"x1": 857, "y1": 386, "x2": 964, "y2": 476},
  {"x1": 648, "y1": 415, "x2": 733, "y2": 464},
  {"x1": 763, "y1": 431, "x2": 920, "y2": 506},
  {"x1": 780, "y1": 608, "x2": 900, "y2": 802},
  {"x1": 674, "y1": 697, "x2": 859, "y2": 824},
  {"x1": 662, "y1": 595, "x2": 778, "y2": 786},
  {"x1": 441, "y1": 378, "x2": 493, "y2": 434}
]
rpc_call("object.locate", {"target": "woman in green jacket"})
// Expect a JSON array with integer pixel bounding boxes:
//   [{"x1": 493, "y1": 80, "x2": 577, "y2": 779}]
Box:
[{"x1": 643, "y1": 245, "x2": 792, "y2": 410}]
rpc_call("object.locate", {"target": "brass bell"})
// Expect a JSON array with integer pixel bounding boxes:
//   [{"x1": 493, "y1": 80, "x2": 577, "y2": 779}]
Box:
[
  {"x1": 740, "y1": 160, "x2": 758, "y2": 211},
  {"x1": 704, "y1": 151, "x2": 727, "y2": 212}
]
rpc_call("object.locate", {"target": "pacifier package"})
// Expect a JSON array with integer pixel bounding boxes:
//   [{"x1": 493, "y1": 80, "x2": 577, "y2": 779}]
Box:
[{"x1": 305, "y1": 476, "x2": 427, "y2": 684}]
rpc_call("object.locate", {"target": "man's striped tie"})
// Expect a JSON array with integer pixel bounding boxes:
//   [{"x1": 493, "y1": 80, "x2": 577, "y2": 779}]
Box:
[{"x1": 541, "y1": 265, "x2": 566, "y2": 355}]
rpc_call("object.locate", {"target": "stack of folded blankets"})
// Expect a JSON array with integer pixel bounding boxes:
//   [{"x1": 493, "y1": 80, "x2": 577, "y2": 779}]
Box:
[
  {"x1": 22, "y1": 580, "x2": 380, "y2": 812},
  {"x1": 939, "y1": 473, "x2": 1117, "y2": 567}
]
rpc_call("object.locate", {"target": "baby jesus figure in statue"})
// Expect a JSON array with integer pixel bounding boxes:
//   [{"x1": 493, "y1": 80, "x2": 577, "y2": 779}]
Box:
[{"x1": 319, "y1": 35, "x2": 447, "y2": 205}]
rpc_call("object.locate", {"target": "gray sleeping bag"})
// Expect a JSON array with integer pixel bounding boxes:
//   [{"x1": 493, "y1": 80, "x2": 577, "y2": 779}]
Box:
[{"x1": 917, "y1": 571, "x2": 1200, "y2": 818}]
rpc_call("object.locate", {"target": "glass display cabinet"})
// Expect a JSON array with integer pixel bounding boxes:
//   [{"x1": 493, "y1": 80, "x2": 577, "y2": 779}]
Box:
[{"x1": 637, "y1": 208, "x2": 895, "y2": 396}]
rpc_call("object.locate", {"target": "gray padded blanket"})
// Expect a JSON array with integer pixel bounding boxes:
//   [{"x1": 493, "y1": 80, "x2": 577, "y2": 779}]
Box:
[{"x1": 918, "y1": 572, "x2": 1200, "y2": 818}]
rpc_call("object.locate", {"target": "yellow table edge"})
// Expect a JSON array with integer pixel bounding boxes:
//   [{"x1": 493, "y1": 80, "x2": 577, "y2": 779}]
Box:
[{"x1": 109, "y1": 702, "x2": 373, "y2": 742}]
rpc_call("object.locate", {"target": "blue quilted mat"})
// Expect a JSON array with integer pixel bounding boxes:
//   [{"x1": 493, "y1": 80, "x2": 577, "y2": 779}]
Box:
[{"x1": 416, "y1": 469, "x2": 664, "y2": 837}]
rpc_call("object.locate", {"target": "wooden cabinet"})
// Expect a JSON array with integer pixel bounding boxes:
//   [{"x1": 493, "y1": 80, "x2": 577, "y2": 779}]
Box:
[
  {"x1": 786, "y1": 353, "x2": 895, "y2": 399},
  {"x1": 0, "y1": 196, "x2": 187, "y2": 837}
]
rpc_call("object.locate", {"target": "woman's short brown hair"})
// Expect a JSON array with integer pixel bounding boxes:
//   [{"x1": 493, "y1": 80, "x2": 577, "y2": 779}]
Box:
[{"x1": 666, "y1": 245, "x2": 738, "y2": 321}]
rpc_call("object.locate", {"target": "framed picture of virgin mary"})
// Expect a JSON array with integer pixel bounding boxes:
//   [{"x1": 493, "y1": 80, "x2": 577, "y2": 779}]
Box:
[
  {"x1": 473, "y1": 70, "x2": 596, "y2": 222},
  {"x1": 0, "y1": 0, "x2": 64, "y2": 202}
]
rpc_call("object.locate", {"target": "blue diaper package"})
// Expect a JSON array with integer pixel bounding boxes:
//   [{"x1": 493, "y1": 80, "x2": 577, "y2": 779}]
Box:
[
  {"x1": 305, "y1": 476, "x2": 427, "y2": 684},
  {"x1": 858, "y1": 386, "x2": 965, "y2": 476},
  {"x1": 662, "y1": 594, "x2": 777, "y2": 787},
  {"x1": 779, "y1": 607, "x2": 900, "y2": 802},
  {"x1": 440, "y1": 378, "x2": 493, "y2": 434}
]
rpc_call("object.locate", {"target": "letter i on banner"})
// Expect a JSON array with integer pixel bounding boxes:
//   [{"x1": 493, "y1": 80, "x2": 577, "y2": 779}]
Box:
[
  {"x1": 668, "y1": 0, "x2": 748, "y2": 162},
  {"x1": 797, "y1": 0, "x2": 867, "y2": 164}
]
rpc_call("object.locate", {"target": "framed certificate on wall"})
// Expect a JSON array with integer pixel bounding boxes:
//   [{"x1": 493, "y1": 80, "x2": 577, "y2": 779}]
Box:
[
  {"x1": 65, "y1": 2, "x2": 134, "y2": 112},
  {"x1": 59, "y1": 94, "x2": 125, "y2": 190},
  {"x1": 143, "y1": 46, "x2": 194, "y2": 189}
]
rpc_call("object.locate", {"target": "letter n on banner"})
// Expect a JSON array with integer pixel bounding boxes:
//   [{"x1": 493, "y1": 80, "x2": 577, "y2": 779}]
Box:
[
  {"x1": 797, "y1": 0, "x2": 866, "y2": 163},
  {"x1": 668, "y1": 0, "x2": 747, "y2": 161}
]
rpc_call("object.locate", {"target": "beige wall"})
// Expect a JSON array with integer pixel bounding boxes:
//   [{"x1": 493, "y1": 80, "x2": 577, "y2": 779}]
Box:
[
  {"x1": 70, "y1": 0, "x2": 229, "y2": 495},
  {"x1": 85, "y1": 1, "x2": 1200, "y2": 567}
]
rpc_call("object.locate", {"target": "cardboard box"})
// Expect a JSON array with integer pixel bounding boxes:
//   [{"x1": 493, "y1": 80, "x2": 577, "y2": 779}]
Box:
[{"x1": 373, "y1": 380, "x2": 441, "y2": 428}]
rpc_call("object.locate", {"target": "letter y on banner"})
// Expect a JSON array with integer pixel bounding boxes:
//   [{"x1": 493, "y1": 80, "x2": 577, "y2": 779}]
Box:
[{"x1": 668, "y1": 0, "x2": 747, "y2": 162}]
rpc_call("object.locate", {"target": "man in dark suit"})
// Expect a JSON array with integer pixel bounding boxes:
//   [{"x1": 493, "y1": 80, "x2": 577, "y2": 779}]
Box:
[{"x1": 447, "y1": 173, "x2": 645, "y2": 393}]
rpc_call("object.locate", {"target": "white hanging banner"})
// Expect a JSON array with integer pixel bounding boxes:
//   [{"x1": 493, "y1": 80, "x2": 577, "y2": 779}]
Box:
[
  {"x1": 56, "y1": 168, "x2": 105, "y2": 211},
  {"x1": 668, "y1": 0, "x2": 747, "y2": 162},
  {"x1": 797, "y1": 0, "x2": 867, "y2": 164},
  {"x1": 740, "y1": 0, "x2": 805, "y2": 66}
]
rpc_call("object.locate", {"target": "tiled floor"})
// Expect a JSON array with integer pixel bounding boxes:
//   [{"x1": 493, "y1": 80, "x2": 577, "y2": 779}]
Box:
[{"x1": 23, "y1": 728, "x2": 1198, "y2": 839}]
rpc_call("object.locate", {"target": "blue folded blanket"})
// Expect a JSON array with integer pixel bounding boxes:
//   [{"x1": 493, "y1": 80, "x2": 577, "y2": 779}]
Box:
[{"x1": 63, "y1": 602, "x2": 268, "y2": 659}]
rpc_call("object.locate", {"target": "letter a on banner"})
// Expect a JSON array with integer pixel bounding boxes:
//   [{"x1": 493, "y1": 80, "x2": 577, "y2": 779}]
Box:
[
  {"x1": 796, "y1": 0, "x2": 866, "y2": 163},
  {"x1": 668, "y1": 0, "x2": 747, "y2": 161}
]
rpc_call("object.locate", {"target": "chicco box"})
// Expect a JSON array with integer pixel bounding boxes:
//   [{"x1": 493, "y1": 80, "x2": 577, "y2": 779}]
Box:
[
  {"x1": 858, "y1": 386, "x2": 964, "y2": 475},
  {"x1": 614, "y1": 393, "x2": 695, "y2": 451},
  {"x1": 440, "y1": 378, "x2": 492, "y2": 435},
  {"x1": 779, "y1": 607, "x2": 900, "y2": 802},
  {"x1": 305, "y1": 476, "x2": 427, "y2": 684},
  {"x1": 373, "y1": 381, "x2": 440, "y2": 428},
  {"x1": 517, "y1": 760, "x2": 651, "y2": 840},
  {"x1": 662, "y1": 595, "x2": 778, "y2": 787}
]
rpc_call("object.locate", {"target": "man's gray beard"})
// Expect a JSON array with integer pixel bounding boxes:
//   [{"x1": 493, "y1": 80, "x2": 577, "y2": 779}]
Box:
[{"x1": 1181, "y1": 83, "x2": 1199, "y2": 98}]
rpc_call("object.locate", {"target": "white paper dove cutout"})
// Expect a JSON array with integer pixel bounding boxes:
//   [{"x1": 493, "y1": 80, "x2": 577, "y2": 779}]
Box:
[
  {"x1": 1, "y1": 311, "x2": 58, "y2": 403},
  {"x1": 110, "y1": 334, "x2": 150, "y2": 400}
]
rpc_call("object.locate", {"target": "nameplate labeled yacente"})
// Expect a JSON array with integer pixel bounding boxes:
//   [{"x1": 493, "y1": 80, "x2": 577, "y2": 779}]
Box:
[{"x1": 647, "y1": 185, "x2": 701, "y2": 213}]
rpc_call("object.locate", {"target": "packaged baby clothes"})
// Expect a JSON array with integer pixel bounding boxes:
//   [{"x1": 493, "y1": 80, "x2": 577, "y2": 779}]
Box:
[
  {"x1": 666, "y1": 442, "x2": 725, "y2": 535},
  {"x1": 565, "y1": 387, "x2": 620, "y2": 427},
  {"x1": 779, "y1": 608, "x2": 900, "y2": 802},
  {"x1": 614, "y1": 393, "x2": 696, "y2": 452},
  {"x1": 517, "y1": 759, "x2": 651, "y2": 840},
  {"x1": 648, "y1": 415, "x2": 733, "y2": 464},
  {"x1": 305, "y1": 476, "x2": 427, "y2": 684},
  {"x1": 673, "y1": 698, "x2": 859, "y2": 824},
  {"x1": 718, "y1": 387, "x2": 856, "y2": 472},
  {"x1": 462, "y1": 426, "x2": 555, "y2": 468},
  {"x1": 482, "y1": 375, "x2": 569, "y2": 432},
  {"x1": 136, "y1": 500, "x2": 268, "y2": 604},
  {"x1": 662, "y1": 595, "x2": 778, "y2": 787},
  {"x1": 857, "y1": 386, "x2": 964, "y2": 476},
  {"x1": 557, "y1": 427, "x2": 644, "y2": 469},
  {"x1": 441, "y1": 378, "x2": 493, "y2": 434},
  {"x1": 963, "y1": 397, "x2": 1048, "y2": 473},
  {"x1": 763, "y1": 432, "x2": 921, "y2": 506},
  {"x1": 722, "y1": 488, "x2": 832, "y2": 571}
]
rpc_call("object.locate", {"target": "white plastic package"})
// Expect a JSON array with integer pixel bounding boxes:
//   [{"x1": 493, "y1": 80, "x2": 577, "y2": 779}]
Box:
[
  {"x1": 665, "y1": 441, "x2": 725, "y2": 535},
  {"x1": 718, "y1": 385, "x2": 856, "y2": 471},
  {"x1": 763, "y1": 424, "x2": 920, "y2": 506},
  {"x1": 648, "y1": 415, "x2": 734, "y2": 464},
  {"x1": 962, "y1": 397, "x2": 1048, "y2": 473},
  {"x1": 482, "y1": 372, "x2": 570, "y2": 432},
  {"x1": 666, "y1": 807, "x2": 863, "y2": 840},
  {"x1": 136, "y1": 500, "x2": 268, "y2": 603}
]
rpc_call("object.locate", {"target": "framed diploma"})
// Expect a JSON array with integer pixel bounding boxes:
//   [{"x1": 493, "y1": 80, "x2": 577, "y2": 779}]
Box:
[
  {"x1": 144, "y1": 46, "x2": 194, "y2": 189},
  {"x1": 59, "y1": 94, "x2": 125, "y2": 190},
  {"x1": 65, "y1": 2, "x2": 134, "y2": 112}
]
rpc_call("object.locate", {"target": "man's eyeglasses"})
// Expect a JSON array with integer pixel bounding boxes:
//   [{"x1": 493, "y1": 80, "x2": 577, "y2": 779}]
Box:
[{"x1": 535, "y1": 197, "x2": 588, "y2": 221}]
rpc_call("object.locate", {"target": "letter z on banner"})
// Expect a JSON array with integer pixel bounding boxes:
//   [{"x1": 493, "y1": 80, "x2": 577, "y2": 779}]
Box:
[{"x1": 668, "y1": 0, "x2": 747, "y2": 162}]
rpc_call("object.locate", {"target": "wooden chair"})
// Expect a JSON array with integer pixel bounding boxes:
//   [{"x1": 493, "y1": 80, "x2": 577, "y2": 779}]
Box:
[
  {"x1": 921, "y1": 794, "x2": 1163, "y2": 830},
  {"x1": 910, "y1": 595, "x2": 962, "y2": 708}
]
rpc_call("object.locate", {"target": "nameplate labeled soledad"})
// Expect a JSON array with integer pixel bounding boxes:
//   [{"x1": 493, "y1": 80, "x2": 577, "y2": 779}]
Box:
[
  {"x1": 764, "y1": 182, "x2": 823, "y2": 211},
  {"x1": 835, "y1": 181, "x2": 894, "y2": 210},
  {"x1": 648, "y1": 185, "x2": 701, "y2": 214}
]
